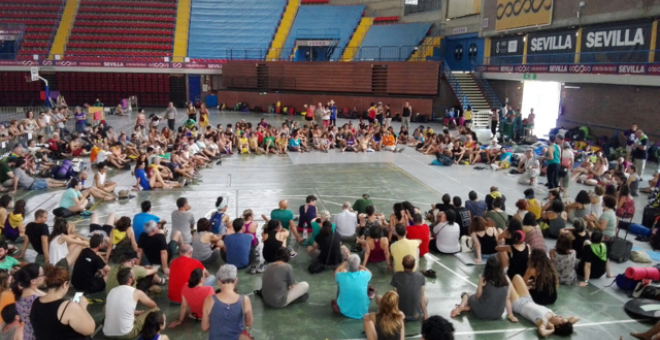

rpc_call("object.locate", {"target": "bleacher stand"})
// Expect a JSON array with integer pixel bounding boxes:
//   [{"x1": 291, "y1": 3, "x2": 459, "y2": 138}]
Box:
[
  {"x1": 65, "y1": 0, "x2": 177, "y2": 61},
  {"x1": 0, "y1": 0, "x2": 67, "y2": 59},
  {"x1": 356, "y1": 23, "x2": 430, "y2": 61},
  {"x1": 279, "y1": 5, "x2": 365, "y2": 61},
  {"x1": 188, "y1": 0, "x2": 287, "y2": 60}
]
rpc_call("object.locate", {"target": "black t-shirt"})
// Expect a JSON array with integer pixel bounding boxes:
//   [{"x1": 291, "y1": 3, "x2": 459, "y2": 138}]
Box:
[
  {"x1": 578, "y1": 244, "x2": 607, "y2": 279},
  {"x1": 632, "y1": 137, "x2": 649, "y2": 160},
  {"x1": 485, "y1": 194, "x2": 507, "y2": 211},
  {"x1": 138, "y1": 233, "x2": 169, "y2": 266},
  {"x1": 402, "y1": 107, "x2": 411, "y2": 118},
  {"x1": 25, "y1": 222, "x2": 49, "y2": 254},
  {"x1": 315, "y1": 231, "x2": 342, "y2": 266},
  {"x1": 571, "y1": 230, "x2": 589, "y2": 259},
  {"x1": 71, "y1": 248, "x2": 106, "y2": 290},
  {"x1": 434, "y1": 204, "x2": 452, "y2": 213}
]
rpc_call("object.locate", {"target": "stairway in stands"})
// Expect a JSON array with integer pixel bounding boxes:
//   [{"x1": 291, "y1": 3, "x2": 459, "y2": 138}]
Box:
[
  {"x1": 267, "y1": 0, "x2": 300, "y2": 61},
  {"x1": 448, "y1": 71, "x2": 491, "y2": 111},
  {"x1": 49, "y1": 0, "x2": 81, "y2": 57},
  {"x1": 341, "y1": 17, "x2": 373, "y2": 61},
  {"x1": 172, "y1": 0, "x2": 192, "y2": 62}
]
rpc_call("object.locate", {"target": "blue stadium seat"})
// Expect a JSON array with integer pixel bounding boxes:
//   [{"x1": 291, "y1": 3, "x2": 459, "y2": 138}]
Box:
[
  {"x1": 188, "y1": 0, "x2": 287, "y2": 60},
  {"x1": 356, "y1": 23, "x2": 431, "y2": 61},
  {"x1": 279, "y1": 5, "x2": 365, "y2": 61}
]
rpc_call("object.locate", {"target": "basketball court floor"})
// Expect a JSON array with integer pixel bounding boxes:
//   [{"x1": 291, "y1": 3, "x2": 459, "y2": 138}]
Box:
[{"x1": 12, "y1": 110, "x2": 657, "y2": 339}]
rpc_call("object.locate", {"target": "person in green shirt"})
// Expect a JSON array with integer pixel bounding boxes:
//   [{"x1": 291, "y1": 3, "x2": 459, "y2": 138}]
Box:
[
  {"x1": 306, "y1": 210, "x2": 335, "y2": 246},
  {"x1": 262, "y1": 199, "x2": 303, "y2": 243},
  {"x1": 0, "y1": 242, "x2": 18, "y2": 271},
  {"x1": 105, "y1": 254, "x2": 164, "y2": 294},
  {"x1": 0, "y1": 158, "x2": 16, "y2": 188},
  {"x1": 353, "y1": 194, "x2": 373, "y2": 215}
]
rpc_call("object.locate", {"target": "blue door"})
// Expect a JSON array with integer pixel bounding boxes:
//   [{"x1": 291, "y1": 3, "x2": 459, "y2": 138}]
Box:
[
  {"x1": 442, "y1": 34, "x2": 484, "y2": 71},
  {"x1": 188, "y1": 75, "x2": 201, "y2": 104}
]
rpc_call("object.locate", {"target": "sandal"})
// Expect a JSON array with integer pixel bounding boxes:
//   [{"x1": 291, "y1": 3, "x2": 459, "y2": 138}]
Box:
[{"x1": 157, "y1": 277, "x2": 168, "y2": 286}]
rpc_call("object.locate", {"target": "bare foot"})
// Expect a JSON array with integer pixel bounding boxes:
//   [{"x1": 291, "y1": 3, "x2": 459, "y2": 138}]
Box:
[{"x1": 450, "y1": 306, "x2": 464, "y2": 318}]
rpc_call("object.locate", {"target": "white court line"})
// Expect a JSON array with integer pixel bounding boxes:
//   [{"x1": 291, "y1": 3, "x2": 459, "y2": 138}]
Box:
[
  {"x1": 336, "y1": 319, "x2": 642, "y2": 340},
  {"x1": 425, "y1": 253, "x2": 477, "y2": 288}
]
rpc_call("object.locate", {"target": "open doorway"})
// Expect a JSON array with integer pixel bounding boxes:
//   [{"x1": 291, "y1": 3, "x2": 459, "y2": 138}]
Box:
[{"x1": 521, "y1": 81, "x2": 561, "y2": 138}]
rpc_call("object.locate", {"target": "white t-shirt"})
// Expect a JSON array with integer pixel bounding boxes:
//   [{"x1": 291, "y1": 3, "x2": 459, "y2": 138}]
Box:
[
  {"x1": 96, "y1": 150, "x2": 108, "y2": 164},
  {"x1": 188, "y1": 143, "x2": 200, "y2": 155},
  {"x1": 334, "y1": 210, "x2": 358, "y2": 237},
  {"x1": 486, "y1": 144, "x2": 501, "y2": 151},
  {"x1": 432, "y1": 222, "x2": 461, "y2": 253}
]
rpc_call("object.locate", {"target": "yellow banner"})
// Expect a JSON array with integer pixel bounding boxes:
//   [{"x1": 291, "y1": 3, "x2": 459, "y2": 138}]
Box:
[{"x1": 495, "y1": 0, "x2": 553, "y2": 31}]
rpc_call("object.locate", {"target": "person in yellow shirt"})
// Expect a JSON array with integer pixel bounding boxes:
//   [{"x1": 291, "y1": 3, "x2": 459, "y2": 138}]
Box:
[
  {"x1": 390, "y1": 224, "x2": 421, "y2": 272},
  {"x1": 464, "y1": 105, "x2": 473, "y2": 128},
  {"x1": 237, "y1": 132, "x2": 249, "y2": 154},
  {"x1": 524, "y1": 188, "x2": 542, "y2": 220}
]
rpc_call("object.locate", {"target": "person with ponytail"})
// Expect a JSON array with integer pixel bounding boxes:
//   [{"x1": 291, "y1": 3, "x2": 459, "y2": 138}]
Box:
[
  {"x1": 496, "y1": 223, "x2": 530, "y2": 280},
  {"x1": 30, "y1": 266, "x2": 95, "y2": 339},
  {"x1": 363, "y1": 291, "x2": 404, "y2": 340},
  {"x1": 12, "y1": 263, "x2": 44, "y2": 340},
  {"x1": 139, "y1": 311, "x2": 169, "y2": 340}
]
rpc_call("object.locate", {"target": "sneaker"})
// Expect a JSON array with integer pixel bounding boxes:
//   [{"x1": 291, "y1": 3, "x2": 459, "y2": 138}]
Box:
[
  {"x1": 80, "y1": 211, "x2": 92, "y2": 217},
  {"x1": 216, "y1": 160, "x2": 222, "y2": 165},
  {"x1": 256, "y1": 263, "x2": 267, "y2": 273},
  {"x1": 288, "y1": 246, "x2": 297, "y2": 258},
  {"x1": 249, "y1": 266, "x2": 257, "y2": 274},
  {"x1": 490, "y1": 163, "x2": 500, "y2": 171}
]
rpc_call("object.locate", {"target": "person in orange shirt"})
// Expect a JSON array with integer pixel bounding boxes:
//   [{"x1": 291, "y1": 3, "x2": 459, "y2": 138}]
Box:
[
  {"x1": 382, "y1": 131, "x2": 402, "y2": 153},
  {"x1": 0, "y1": 270, "x2": 15, "y2": 315}
]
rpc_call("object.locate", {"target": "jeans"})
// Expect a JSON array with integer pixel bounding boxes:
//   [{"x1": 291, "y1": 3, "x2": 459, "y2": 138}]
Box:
[
  {"x1": 203, "y1": 275, "x2": 217, "y2": 287},
  {"x1": 546, "y1": 163, "x2": 560, "y2": 189}
]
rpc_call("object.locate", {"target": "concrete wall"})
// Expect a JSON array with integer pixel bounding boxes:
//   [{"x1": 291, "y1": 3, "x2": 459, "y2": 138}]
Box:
[
  {"x1": 216, "y1": 90, "x2": 435, "y2": 116},
  {"x1": 488, "y1": 79, "x2": 524, "y2": 110},
  {"x1": 483, "y1": 0, "x2": 660, "y2": 37},
  {"x1": 433, "y1": 76, "x2": 461, "y2": 113},
  {"x1": 558, "y1": 82, "x2": 660, "y2": 140}
]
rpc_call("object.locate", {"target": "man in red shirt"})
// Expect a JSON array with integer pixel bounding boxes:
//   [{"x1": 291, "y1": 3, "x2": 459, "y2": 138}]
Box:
[
  {"x1": 406, "y1": 213, "x2": 430, "y2": 256},
  {"x1": 367, "y1": 103, "x2": 377, "y2": 124},
  {"x1": 167, "y1": 244, "x2": 216, "y2": 302}
]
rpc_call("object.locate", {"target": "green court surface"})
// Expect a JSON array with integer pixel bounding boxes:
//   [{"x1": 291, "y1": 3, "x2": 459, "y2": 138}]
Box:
[{"x1": 10, "y1": 112, "x2": 650, "y2": 339}]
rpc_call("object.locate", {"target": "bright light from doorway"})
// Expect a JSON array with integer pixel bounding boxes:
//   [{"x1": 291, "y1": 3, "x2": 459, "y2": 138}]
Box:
[{"x1": 521, "y1": 81, "x2": 561, "y2": 138}]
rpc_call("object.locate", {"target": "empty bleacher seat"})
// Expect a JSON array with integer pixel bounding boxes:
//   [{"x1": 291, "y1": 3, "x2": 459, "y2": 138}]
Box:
[
  {"x1": 355, "y1": 23, "x2": 430, "y2": 61},
  {"x1": 279, "y1": 5, "x2": 365, "y2": 61},
  {"x1": 0, "y1": 0, "x2": 66, "y2": 55},
  {"x1": 188, "y1": 0, "x2": 287, "y2": 60}
]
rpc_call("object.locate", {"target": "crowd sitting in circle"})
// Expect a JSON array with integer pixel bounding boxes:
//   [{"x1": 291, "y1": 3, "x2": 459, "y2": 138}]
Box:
[{"x1": 0, "y1": 101, "x2": 647, "y2": 340}]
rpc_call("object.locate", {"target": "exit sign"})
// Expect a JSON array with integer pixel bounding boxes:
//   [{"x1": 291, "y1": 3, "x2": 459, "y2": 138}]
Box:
[{"x1": 523, "y1": 73, "x2": 537, "y2": 80}]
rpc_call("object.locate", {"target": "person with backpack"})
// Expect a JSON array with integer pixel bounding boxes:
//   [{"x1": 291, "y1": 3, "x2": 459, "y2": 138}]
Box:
[{"x1": 210, "y1": 196, "x2": 230, "y2": 236}]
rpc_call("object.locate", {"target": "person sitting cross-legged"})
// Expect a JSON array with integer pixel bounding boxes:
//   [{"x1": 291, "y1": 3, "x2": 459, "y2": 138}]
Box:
[
  {"x1": 103, "y1": 267, "x2": 159, "y2": 339},
  {"x1": 168, "y1": 268, "x2": 215, "y2": 328},
  {"x1": 379, "y1": 255, "x2": 428, "y2": 321},
  {"x1": 71, "y1": 234, "x2": 111, "y2": 294},
  {"x1": 137, "y1": 221, "x2": 171, "y2": 275},
  {"x1": 257, "y1": 247, "x2": 309, "y2": 309},
  {"x1": 221, "y1": 218, "x2": 255, "y2": 270},
  {"x1": 331, "y1": 254, "x2": 372, "y2": 319},
  {"x1": 201, "y1": 265, "x2": 254, "y2": 339}
]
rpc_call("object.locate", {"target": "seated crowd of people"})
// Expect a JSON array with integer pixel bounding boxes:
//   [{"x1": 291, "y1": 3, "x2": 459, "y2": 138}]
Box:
[{"x1": 0, "y1": 101, "x2": 648, "y2": 340}]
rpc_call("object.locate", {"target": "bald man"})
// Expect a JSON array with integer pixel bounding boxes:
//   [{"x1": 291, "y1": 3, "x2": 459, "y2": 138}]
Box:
[
  {"x1": 379, "y1": 255, "x2": 428, "y2": 321},
  {"x1": 262, "y1": 199, "x2": 303, "y2": 243}
]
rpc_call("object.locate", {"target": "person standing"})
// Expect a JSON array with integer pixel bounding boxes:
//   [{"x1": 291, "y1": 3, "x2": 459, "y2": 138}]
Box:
[
  {"x1": 632, "y1": 129, "x2": 649, "y2": 179},
  {"x1": 625, "y1": 123, "x2": 638, "y2": 161},
  {"x1": 186, "y1": 102, "x2": 197, "y2": 123},
  {"x1": 164, "y1": 102, "x2": 177, "y2": 131},
  {"x1": 490, "y1": 108, "x2": 499, "y2": 139},
  {"x1": 401, "y1": 102, "x2": 412, "y2": 131},
  {"x1": 544, "y1": 135, "x2": 561, "y2": 189}
]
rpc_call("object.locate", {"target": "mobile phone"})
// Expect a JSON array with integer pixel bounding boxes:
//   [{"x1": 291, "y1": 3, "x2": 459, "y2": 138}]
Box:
[{"x1": 73, "y1": 292, "x2": 84, "y2": 303}]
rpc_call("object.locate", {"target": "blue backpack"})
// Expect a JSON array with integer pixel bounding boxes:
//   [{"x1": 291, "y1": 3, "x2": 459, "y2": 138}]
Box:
[{"x1": 210, "y1": 211, "x2": 226, "y2": 235}]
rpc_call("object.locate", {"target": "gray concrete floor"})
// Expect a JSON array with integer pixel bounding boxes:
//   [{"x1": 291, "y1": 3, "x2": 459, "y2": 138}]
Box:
[{"x1": 11, "y1": 110, "x2": 657, "y2": 339}]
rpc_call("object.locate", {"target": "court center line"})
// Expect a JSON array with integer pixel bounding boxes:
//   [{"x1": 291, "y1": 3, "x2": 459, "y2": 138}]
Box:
[{"x1": 425, "y1": 253, "x2": 477, "y2": 288}]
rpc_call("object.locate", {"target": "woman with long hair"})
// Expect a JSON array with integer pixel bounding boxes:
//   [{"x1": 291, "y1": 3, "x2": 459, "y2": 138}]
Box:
[
  {"x1": 30, "y1": 266, "x2": 95, "y2": 339},
  {"x1": 364, "y1": 291, "x2": 405, "y2": 340},
  {"x1": 360, "y1": 225, "x2": 391, "y2": 269},
  {"x1": 168, "y1": 269, "x2": 214, "y2": 328},
  {"x1": 139, "y1": 311, "x2": 170, "y2": 340},
  {"x1": 470, "y1": 216, "x2": 499, "y2": 264},
  {"x1": 523, "y1": 249, "x2": 559, "y2": 305},
  {"x1": 450, "y1": 256, "x2": 518, "y2": 322},
  {"x1": 521, "y1": 212, "x2": 547, "y2": 252},
  {"x1": 565, "y1": 190, "x2": 592, "y2": 221},
  {"x1": 105, "y1": 216, "x2": 137, "y2": 263},
  {"x1": 0, "y1": 270, "x2": 14, "y2": 315},
  {"x1": 48, "y1": 218, "x2": 89, "y2": 268},
  {"x1": 12, "y1": 263, "x2": 45, "y2": 340}
]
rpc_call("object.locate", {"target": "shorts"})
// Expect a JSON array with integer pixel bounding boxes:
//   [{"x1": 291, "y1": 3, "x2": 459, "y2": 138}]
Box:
[
  {"x1": 465, "y1": 119, "x2": 472, "y2": 125},
  {"x1": 305, "y1": 116, "x2": 313, "y2": 121},
  {"x1": 90, "y1": 223, "x2": 113, "y2": 238},
  {"x1": 55, "y1": 258, "x2": 68, "y2": 269},
  {"x1": 29, "y1": 179, "x2": 48, "y2": 190}
]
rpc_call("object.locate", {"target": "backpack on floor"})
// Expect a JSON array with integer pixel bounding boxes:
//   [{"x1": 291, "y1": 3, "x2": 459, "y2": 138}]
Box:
[{"x1": 53, "y1": 159, "x2": 74, "y2": 180}]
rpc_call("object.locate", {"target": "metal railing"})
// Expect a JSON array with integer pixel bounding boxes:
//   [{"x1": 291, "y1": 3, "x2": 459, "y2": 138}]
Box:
[
  {"x1": 0, "y1": 45, "x2": 438, "y2": 63},
  {"x1": 484, "y1": 49, "x2": 660, "y2": 65},
  {"x1": 470, "y1": 64, "x2": 501, "y2": 110}
]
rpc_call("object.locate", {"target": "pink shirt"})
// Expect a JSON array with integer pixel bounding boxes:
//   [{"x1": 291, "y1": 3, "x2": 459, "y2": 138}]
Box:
[{"x1": 181, "y1": 285, "x2": 215, "y2": 317}]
